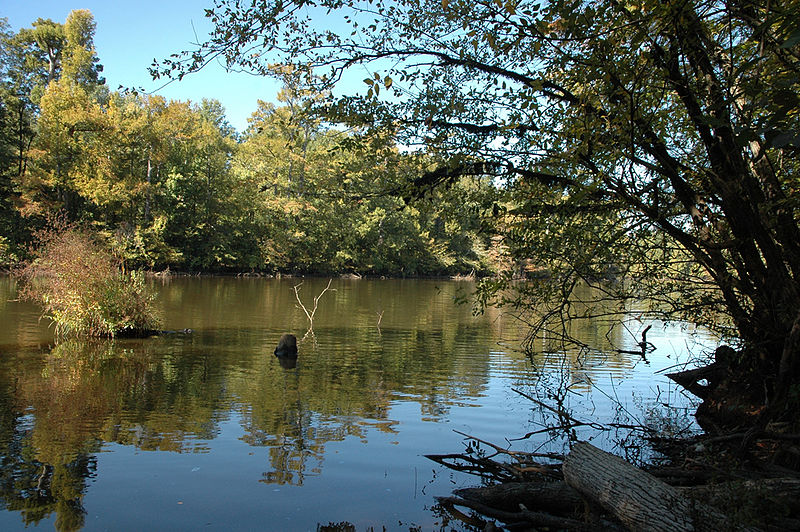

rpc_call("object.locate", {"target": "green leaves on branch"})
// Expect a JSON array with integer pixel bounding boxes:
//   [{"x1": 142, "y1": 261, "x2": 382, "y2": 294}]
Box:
[{"x1": 363, "y1": 72, "x2": 393, "y2": 99}]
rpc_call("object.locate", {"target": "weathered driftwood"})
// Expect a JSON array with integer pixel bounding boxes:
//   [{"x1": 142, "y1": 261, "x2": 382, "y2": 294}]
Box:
[{"x1": 563, "y1": 442, "x2": 759, "y2": 532}]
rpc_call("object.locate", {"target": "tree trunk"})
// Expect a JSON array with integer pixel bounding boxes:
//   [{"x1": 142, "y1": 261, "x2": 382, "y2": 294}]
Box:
[
  {"x1": 145, "y1": 153, "x2": 152, "y2": 223},
  {"x1": 563, "y1": 442, "x2": 758, "y2": 532}
]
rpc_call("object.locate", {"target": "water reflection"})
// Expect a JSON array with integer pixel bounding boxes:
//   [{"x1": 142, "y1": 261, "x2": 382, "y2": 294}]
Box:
[{"x1": 0, "y1": 277, "x2": 714, "y2": 530}]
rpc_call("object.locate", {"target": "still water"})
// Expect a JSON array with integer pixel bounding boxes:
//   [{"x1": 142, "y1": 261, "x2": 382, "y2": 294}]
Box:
[{"x1": 0, "y1": 276, "x2": 715, "y2": 531}]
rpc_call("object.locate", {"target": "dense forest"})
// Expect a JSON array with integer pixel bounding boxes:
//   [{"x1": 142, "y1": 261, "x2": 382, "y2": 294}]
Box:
[{"x1": 0, "y1": 10, "x2": 499, "y2": 276}]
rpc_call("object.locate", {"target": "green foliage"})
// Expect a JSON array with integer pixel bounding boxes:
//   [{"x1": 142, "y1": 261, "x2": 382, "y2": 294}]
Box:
[
  {"x1": 61, "y1": 10, "x2": 103, "y2": 88},
  {"x1": 233, "y1": 88, "x2": 498, "y2": 275},
  {"x1": 0, "y1": 18, "x2": 34, "y2": 262},
  {"x1": 2, "y1": 8, "x2": 498, "y2": 280},
  {"x1": 16, "y1": 222, "x2": 160, "y2": 337}
]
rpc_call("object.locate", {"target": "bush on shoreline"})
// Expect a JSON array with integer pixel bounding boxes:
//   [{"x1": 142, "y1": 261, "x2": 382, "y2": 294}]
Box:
[{"x1": 16, "y1": 222, "x2": 161, "y2": 338}]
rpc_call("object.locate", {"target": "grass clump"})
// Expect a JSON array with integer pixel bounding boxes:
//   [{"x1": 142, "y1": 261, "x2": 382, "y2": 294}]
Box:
[{"x1": 16, "y1": 221, "x2": 161, "y2": 338}]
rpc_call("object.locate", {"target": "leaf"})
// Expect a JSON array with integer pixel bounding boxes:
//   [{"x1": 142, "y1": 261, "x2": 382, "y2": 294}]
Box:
[{"x1": 487, "y1": 32, "x2": 496, "y2": 50}]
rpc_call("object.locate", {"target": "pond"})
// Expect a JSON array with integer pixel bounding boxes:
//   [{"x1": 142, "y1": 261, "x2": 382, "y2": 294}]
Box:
[{"x1": 0, "y1": 276, "x2": 716, "y2": 531}]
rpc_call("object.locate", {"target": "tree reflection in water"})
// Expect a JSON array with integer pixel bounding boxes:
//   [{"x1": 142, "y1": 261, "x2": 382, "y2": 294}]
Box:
[
  {"x1": 0, "y1": 316, "x2": 507, "y2": 527},
  {"x1": 0, "y1": 277, "x2": 713, "y2": 530},
  {"x1": 0, "y1": 355, "x2": 96, "y2": 531}
]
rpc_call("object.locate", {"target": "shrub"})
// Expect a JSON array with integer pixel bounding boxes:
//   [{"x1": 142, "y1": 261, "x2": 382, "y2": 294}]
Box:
[{"x1": 16, "y1": 221, "x2": 161, "y2": 337}]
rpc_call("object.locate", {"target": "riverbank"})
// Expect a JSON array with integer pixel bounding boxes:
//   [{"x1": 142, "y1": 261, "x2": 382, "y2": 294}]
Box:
[
  {"x1": 141, "y1": 268, "x2": 484, "y2": 281},
  {"x1": 428, "y1": 344, "x2": 800, "y2": 530}
]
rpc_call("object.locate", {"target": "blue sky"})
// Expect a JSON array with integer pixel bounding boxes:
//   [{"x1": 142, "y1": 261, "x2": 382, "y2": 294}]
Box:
[{"x1": 3, "y1": 0, "x2": 282, "y2": 132}]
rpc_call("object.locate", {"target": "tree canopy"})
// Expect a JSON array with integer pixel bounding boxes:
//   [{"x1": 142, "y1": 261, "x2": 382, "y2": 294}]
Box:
[{"x1": 0, "y1": 10, "x2": 495, "y2": 277}]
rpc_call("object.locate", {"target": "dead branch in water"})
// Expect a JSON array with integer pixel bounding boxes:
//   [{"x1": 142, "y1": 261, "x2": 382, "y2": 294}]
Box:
[
  {"x1": 376, "y1": 310, "x2": 384, "y2": 333},
  {"x1": 426, "y1": 431, "x2": 563, "y2": 484},
  {"x1": 293, "y1": 279, "x2": 334, "y2": 333}
]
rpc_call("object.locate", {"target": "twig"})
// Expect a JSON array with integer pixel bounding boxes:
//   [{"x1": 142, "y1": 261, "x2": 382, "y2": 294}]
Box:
[
  {"x1": 428, "y1": 432, "x2": 564, "y2": 480},
  {"x1": 454, "y1": 429, "x2": 565, "y2": 461},
  {"x1": 425, "y1": 453, "x2": 520, "y2": 481},
  {"x1": 511, "y1": 388, "x2": 607, "y2": 433},
  {"x1": 293, "y1": 279, "x2": 334, "y2": 331},
  {"x1": 454, "y1": 430, "x2": 517, "y2": 457}
]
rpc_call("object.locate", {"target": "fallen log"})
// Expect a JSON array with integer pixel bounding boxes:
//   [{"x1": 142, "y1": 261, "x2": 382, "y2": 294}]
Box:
[
  {"x1": 666, "y1": 362, "x2": 726, "y2": 400},
  {"x1": 454, "y1": 481, "x2": 583, "y2": 514},
  {"x1": 563, "y1": 442, "x2": 759, "y2": 531}
]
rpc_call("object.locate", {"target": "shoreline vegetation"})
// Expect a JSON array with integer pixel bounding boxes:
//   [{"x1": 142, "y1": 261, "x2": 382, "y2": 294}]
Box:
[
  {"x1": 13, "y1": 223, "x2": 162, "y2": 338},
  {"x1": 431, "y1": 435, "x2": 800, "y2": 531},
  {"x1": 149, "y1": 269, "x2": 482, "y2": 280}
]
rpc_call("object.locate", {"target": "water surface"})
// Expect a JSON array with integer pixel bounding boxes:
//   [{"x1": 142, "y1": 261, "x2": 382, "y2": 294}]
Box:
[{"x1": 0, "y1": 277, "x2": 714, "y2": 530}]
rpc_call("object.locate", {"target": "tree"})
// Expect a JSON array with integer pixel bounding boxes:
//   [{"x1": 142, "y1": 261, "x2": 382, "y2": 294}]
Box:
[
  {"x1": 0, "y1": 18, "x2": 45, "y2": 177},
  {"x1": 61, "y1": 10, "x2": 103, "y2": 89},
  {"x1": 152, "y1": 98, "x2": 243, "y2": 270},
  {"x1": 14, "y1": 17, "x2": 65, "y2": 90},
  {"x1": 235, "y1": 77, "x2": 496, "y2": 275},
  {"x1": 0, "y1": 16, "x2": 69, "y2": 260},
  {"x1": 21, "y1": 10, "x2": 105, "y2": 220},
  {"x1": 157, "y1": 0, "x2": 800, "y2": 425},
  {"x1": 0, "y1": 19, "x2": 26, "y2": 261}
]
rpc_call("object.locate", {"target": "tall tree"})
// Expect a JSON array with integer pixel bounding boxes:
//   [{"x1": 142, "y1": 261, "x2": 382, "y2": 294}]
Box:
[
  {"x1": 0, "y1": 19, "x2": 24, "y2": 260},
  {"x1": 0, "y1": 17, "x2": 70, "y2": 257},
  {"x1": 15, "y1": 18, "x2": 65, "y2": 89},
  {"x1": 22, "y1": 10, "x2": 106, "y2": 220},
  {"x1": 157, "y1": 0, "x2": 800, "y2": 424},
  {"x1": 61, "y1": 10, "x2": 103, "y2": 89},
  {"x1": 0, "y1": 18, "x2": 46, "y2": 176}
]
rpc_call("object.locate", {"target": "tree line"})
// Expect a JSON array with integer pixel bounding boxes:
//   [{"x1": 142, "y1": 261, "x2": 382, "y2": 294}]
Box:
[{"x1": 0, "y1": 10, "x2": 498, "y2": 276}]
